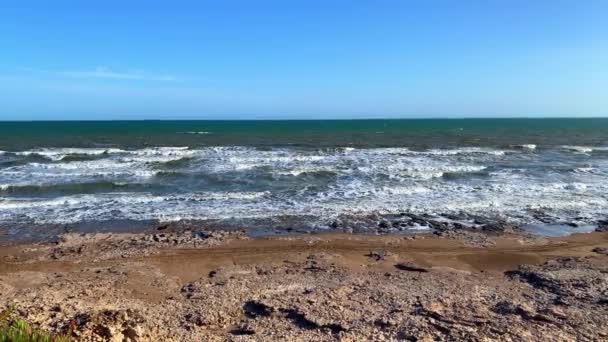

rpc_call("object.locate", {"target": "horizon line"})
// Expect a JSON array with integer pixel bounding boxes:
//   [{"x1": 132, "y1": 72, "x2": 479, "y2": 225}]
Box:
[{"x1": 1, "y1": 116, "x2": 608, "y2": 123}]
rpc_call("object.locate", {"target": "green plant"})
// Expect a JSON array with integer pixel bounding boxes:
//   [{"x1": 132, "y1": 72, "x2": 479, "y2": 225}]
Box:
[{"x1": 0, "y1": 307, "x2": 71, "y2": 342}]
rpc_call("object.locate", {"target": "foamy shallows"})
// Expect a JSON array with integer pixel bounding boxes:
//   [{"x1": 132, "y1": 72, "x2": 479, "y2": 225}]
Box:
[{"x1": 1, "y1": 144, "x2": 608, "y2": 234}]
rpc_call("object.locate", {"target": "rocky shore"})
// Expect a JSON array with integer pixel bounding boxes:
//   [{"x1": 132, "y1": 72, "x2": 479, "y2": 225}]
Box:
[{"x1": 1, "y1": 225, "x2": 608, "y2": 341}]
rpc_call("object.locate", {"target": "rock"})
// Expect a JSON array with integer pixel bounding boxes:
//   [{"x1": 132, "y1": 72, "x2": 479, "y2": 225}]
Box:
[
  {"x1": 374, "y1": 318, "x2": 395, "y2": 328},
  {"x1": 596, "y1": 220, "x2": 608, "y2": 232},
  {"x1": 230, "y1": 324, "x2": 256, "y2": 335},
  {"x1": 281, "y1": 308, "x2": 346, "y2": 335},
  {"x1": 365, "y1": 250, "x2": 392, "y2": 261},
  {"x1": 4, "y1": 226, "x2": 608, "y2": 341},
  {"x1": 94, "y1": 324, "x2": 116, "y2": 340},
  {"x1": 481, "y1": 221, "x2": 520, "y2": 234},
  {"x1": 394, "y1": 262, "x2": 429, "y2": 273},
  {"x1": 494, "y1": 300, "x2": 524, "y2": 315},
  {"x1": 592, "y1": 247, "x2": 608, "y2": 255},
  {"x1": 156, "y1": 224, "x2": 169, "y2": 231},
  {"x1": 491, "y1": 300, "x2": 544, "y2": 321},
  {"x1": 122, "y1": 325, "x2": 142, "y2": 341},
  {"x1": 243, "y1": 300, "x2": 274, "y2": 318},
  {"x1": 428, "y1": 221, "x2": 450, "y2": 232},
  {"x1": 183, "y1": 312, "x2": 204, "y2": 327},
  {"x1": 506, "y1": 257, "x2": 608, "y2": 304}
]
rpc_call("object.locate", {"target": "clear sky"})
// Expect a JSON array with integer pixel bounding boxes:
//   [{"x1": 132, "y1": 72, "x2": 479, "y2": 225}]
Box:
[{"x1": 0, "y1": 0, "x2": 606, "y2": 120}]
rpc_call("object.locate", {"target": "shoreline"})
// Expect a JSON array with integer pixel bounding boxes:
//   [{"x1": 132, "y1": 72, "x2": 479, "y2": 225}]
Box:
[
  {"x1": 1, "y1": 228, "x2": 607, "y2": 340},
  {"x1": 2, "y1": 211, "x2": 605, "y2": 246}
]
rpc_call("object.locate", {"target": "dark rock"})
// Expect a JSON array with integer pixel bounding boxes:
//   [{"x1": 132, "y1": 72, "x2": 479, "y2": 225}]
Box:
[
  {"x1": 243, "y1": 300, "x2": 274, "y2": 318},
  {"x1": 374, "y1": 318, "x2": 393, "y2": 328},
  {"x1": 183, "y1": 312, "x2": 204, "y2": 326},
  {"x1": 395, "y1": 262, "x2": 429, "y2": 273},
  {"x1": 365, "y1": 250, "x2": 391, "y2": 261},
  {"x1": 452, "y1": 222, "x2": 467, "y2": 230},
  {"x1": 122, "y1": 326, "x2": 141, "y2": 340},
  {"x1": 491, "y1": 300, "x2": 553, "y2": 322},
  {"x1": 281, "y1": 308, "x2": 346, "y2": 335},
  {"x1": 94, "y1": 324, "x2": 113, "y2": 339},
  {"x1": 596, "y1": 220, "x2": 608, "y2": 232},
  {"x1": 427, "y1": 220, "x2": 449, "y2": 231},
  {"x1": 530, "y1": 210, "x2": 554, "y2": 224},
  {"x1": 491, "y1": 300, "x2": 520, "y2": 315},
  {"x1": 443, "y1": 213, "x2": 463, "y2": 221},
  {"x1": 481, "y1": 221, "x2": 520, "y2": 234},
  {"x1": 407, "y1": 214, "x2": 428, "y2": 225},
  {"x1": 592, "y1": 247, "x2": 608, "y2": 255},
  {"x1": 180, "y1": 283, "x2": 197, "y2": 299},
  {"x1": 282, "y1": 309, "x2": 319, "y2": 330},
  {"x1": 505, "y1": 268, "x2": 561, "y2": 295},
  {"x1": 303, "y1": 259, "x2": 328, "y2": 272},
  {"x1": 506, "y1": 257, "x2": 608, "y2": 304},
  {"x1": 230, "y1": 326, "x2": 256, "y2": 335}
]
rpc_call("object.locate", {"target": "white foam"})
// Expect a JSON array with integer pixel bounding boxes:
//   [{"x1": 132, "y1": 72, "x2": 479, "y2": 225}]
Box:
[
  {"x1": 408, "y1": 224, "x2": 432, "y2": 231},
  {"x1": 2, "y1": 145, "x2": 608, "y2": 227},
  {"x1": 574, "y1": 167, "x2": 596, "y2": 174},
  {"x1": 561, "y1": 146, "x2": 594, "y2": 153},
  {"x1": 15, "y1": 148, "x2": 124, "y2": 161},
  {"x1": 192, "y1": 191, "x2": 269, "y2": 200},
  {"x1": 513, "y1": 144, "x2": 536, "y2": 150},
  {"x1": 422, "y1": 147, "x2": 507, "y2": 156},
  {"x1": 12, "y1": 147, "x2": 197, "y2": 162},
  {"x1": 382, "y1": 186, "x2": 431, "y2": 195}
]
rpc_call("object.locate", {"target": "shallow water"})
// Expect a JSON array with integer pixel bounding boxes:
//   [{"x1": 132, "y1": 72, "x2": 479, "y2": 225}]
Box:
[{"x1": 521, "y1": 224, "x2": 597, "y2": 237}]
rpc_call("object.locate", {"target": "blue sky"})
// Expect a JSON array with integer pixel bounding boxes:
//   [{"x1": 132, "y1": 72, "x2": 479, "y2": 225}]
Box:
[{"x1": 0, "y1": 0, "x2": 606, "y2": 120}]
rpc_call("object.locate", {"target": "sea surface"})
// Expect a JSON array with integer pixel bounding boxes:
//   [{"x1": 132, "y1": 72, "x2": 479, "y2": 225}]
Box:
[{"x1": 1, "y1": 119, "x2": 608, "y2": 235}]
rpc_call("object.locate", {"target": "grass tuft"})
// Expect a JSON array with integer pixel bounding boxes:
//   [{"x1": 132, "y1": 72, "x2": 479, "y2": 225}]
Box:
[{"x1": 0, "y1": 306, "x2": 72, "y2": 342}]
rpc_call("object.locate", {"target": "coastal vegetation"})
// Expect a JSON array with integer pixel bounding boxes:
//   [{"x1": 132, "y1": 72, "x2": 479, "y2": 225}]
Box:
[{"x1": 0, "y1": 307, "x2": 72, "y2": 342}]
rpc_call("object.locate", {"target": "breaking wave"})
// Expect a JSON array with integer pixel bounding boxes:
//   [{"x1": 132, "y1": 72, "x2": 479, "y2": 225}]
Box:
[{"x1": 1, "y1": 145, "x2": 608, "y2": 227}]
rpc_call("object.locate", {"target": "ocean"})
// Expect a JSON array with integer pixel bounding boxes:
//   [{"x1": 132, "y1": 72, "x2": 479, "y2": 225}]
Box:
[{"x1": 1, "y1": 118, "x2": 607, "y2": 236}]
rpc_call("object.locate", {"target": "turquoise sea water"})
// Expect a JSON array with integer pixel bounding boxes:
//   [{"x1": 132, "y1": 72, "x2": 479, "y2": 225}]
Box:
[
  {"x1": 0, "y1": 118, "x2": 607, "y2": 234},
  {"x1": 1, "y1": 118, "x2": 608, "y2": 149}
]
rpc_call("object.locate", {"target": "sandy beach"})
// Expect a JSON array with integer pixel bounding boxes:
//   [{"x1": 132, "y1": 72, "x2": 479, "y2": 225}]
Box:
[
  {"x1": 1, "y1": 227, "x2": 607, "y2": 341},
  {"x1": 2, "y1": 1, "x2": 607, "y2": 340}
]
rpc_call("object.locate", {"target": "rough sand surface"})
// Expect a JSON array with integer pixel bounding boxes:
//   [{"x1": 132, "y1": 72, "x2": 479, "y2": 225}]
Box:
[{"x1": 1, "y1": 230, "x2": 608, "y2": 341}]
